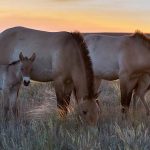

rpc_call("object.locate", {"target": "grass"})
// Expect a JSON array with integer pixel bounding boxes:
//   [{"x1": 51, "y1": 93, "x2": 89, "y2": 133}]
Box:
[{"x1": 0, "y1": 81, "x2": 150, "y2": 150}]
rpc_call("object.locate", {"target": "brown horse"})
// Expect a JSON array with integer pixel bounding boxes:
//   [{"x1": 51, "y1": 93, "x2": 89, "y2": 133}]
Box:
[
  {"x1": 83, "y1": 31, "x2": 150, "y2": 116},
  {"x1": 0, "y1": 27, "x2": 100, "y2": 125},
  {"x1": 0, "y1": 52, "x2": 36, "y2": 119}
]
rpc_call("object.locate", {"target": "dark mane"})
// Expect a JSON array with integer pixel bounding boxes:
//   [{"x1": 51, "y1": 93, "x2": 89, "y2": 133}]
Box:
[
  {"x1": 132, "y1": 30, "x2": 150, "y2": 48},
  {"x1": 71, "y1": 32, "x2": 94, "y2": 99},
  {"x1": 8, "y1": 57, "x2": 29, "y2": 66},
  {"x1": 8, "y1": 60, "x2": 20, "y2": 66}
]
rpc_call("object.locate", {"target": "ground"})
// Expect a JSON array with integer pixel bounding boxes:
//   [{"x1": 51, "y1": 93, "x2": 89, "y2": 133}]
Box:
[{"x1": 0, "y1": 81, "x2": 150, "y2": 150}]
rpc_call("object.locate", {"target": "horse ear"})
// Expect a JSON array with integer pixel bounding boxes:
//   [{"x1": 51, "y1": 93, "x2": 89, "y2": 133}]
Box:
[
  {"x1": 30, "y1": 53, "x2": 36, "y2": 62},
  {"x1": 94, "y1": 90, "x2": 101, "y2": 99},
  {"x1": 19, "y1": 52, "x2": 24, "y2": 61}
]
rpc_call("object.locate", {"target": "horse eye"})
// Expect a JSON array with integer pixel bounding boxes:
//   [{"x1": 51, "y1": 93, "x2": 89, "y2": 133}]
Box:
[{"x1": 82, "y1": 111, "x2": 87, "y2": 115}]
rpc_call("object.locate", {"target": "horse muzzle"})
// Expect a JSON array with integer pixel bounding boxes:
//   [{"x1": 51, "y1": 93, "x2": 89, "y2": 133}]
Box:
[{"x1": 23, "y1": 77, "x2": 30, "y2": 86}]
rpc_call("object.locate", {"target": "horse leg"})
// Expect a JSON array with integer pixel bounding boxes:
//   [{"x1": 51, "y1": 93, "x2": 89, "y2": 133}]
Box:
[
  {"x1": 2, "y1": 89, "x2": 10, "y2": 120},
  {"x1": 9, "y1": 84, "x2": 20, "y2": 119},
  {"x1": 94, "y1": 77, "x2": 101, "y2": 93},
  {"x1": 63, "y1": 79, "x2": 74, "y2": 112},
  {"x1": 94, "y1": 78, "x2": 102, "y2": 112},
  {"x1": 120, "y1": 74, "x2": 138, "y2": 117},
  {"x1": 133, "y1": 80, "x2": 150, "y2": 116},
  {"x1": 132, "y1": 91, "x2": 139, "y2": 115},
  {"x1": 54, "y1": 79, "x2": 73, "y2": 117},
  {"x1": 140, "y1": 95, "x2": 150, "y2": 116},
  {"x1": 119, "y1": 74, "x2": 130, "y2": 115}
]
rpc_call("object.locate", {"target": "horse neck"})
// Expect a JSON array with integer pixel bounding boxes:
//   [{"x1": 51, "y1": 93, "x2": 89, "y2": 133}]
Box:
[
  {"x1": 71, "y1": 53, "x2": 94, "y2": 100},
  {"x1": 70, "y1": 33, "x2": 94, "y2": 100},
  {"x1": 72, "y1": 66, "x2": 87, "y2": 100}
]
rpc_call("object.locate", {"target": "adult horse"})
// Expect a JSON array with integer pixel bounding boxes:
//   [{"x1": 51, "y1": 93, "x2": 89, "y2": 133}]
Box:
[
  {"x1": 83, "y1": 31, "x2": 150, "y2": 115},
  {"x1": 0, "y1": 26, "x2": 100, "y2": 125}
]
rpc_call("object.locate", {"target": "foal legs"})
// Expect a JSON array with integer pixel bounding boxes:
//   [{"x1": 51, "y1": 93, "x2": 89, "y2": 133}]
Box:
[
  {"x1": 9, "y1": 84, "x2": 20, "y2": 119},
  {"x1": 2, "y1": 89, "x2": 10, "y2": 120}
]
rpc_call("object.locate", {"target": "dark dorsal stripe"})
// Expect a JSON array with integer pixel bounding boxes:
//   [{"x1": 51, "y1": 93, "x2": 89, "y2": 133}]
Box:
[{"x1": 71, "y1": 32, "x2": 94, "y2": 99}]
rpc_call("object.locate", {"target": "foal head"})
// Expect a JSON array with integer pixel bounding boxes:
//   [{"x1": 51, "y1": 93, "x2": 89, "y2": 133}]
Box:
[{"x1": 19, "y1": 52, "x2": 36, "y2": 86}]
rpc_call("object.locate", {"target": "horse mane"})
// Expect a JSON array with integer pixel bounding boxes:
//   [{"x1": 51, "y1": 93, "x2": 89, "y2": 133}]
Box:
[
  {"x1": 8, "y1": 60, "x2": 20, "y2": 66},
  {"x1": 8, "y1": 57, "x2": 29, "y2": 66},
  {"x1": 132, "y1": 30, "x2": 150, "y2": 48},
  {"x1": 71, "y1": 32, "x2": 94, "y2": 99}
]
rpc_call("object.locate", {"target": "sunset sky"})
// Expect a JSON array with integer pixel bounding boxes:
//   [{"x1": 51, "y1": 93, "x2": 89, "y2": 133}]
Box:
[{"x1": 0, "y1": 0, "x2": 150, "y2": 33}]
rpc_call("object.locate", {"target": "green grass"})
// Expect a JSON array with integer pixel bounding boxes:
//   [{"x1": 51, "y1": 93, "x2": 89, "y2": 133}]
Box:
[{"x1": 0, "y1": 81, "x2": 150, "y2": 150}]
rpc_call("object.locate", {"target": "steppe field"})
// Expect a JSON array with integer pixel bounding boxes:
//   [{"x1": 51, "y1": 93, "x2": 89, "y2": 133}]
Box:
[{"x1": 0, "y1": 80, "x2": 150, "y2": 150}]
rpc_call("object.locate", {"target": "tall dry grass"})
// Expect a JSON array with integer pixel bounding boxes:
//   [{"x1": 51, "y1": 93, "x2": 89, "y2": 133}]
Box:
[{"x1": 0, "y1": 80, "x2": 150, "y2": 150}]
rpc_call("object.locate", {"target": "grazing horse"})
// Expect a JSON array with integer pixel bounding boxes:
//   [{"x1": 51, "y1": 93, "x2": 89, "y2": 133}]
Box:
[
  {"x1": 82, "y1": 31, "x2": 150, "y2": 116},
  {"x1": 0, "y1": 52, "x2": 36, "y2": 119},
  {"x1": 0, "y1": 26, "x2": 100, "y2": 125}
]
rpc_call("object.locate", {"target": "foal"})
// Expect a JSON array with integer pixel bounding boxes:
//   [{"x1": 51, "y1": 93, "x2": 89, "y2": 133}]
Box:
[{"x1": 0, "y1": 52, "x2": 36, "y2": 119}]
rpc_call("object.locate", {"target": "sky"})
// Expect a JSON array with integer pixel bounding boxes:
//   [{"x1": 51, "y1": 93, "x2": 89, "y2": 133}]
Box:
[{"x1": 0, "y1": 0, "x2": 150, "y2": 33}]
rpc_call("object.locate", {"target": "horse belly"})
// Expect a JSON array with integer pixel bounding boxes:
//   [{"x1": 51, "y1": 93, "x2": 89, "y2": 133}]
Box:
[
  {"x1": 87, "y1": 36, "x2": 121, "y2": 81},
  {"x1": 93, "y1": 64, "x2": 119, "y2": 80},
  {"x1": 90, "y1": 51, "x2": 119, "y2": 80}
]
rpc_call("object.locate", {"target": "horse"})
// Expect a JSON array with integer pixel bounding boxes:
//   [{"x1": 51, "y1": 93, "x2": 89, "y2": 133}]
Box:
[
  {"x1": 83, "y1": 31, "x2": 150, "y2": 116},
  {"x1": 0, "y1": 52, "x2": 36, "y2": 119},
  {"x1": 0, "y1": 26, "x2": 100, "y2": 126}
]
